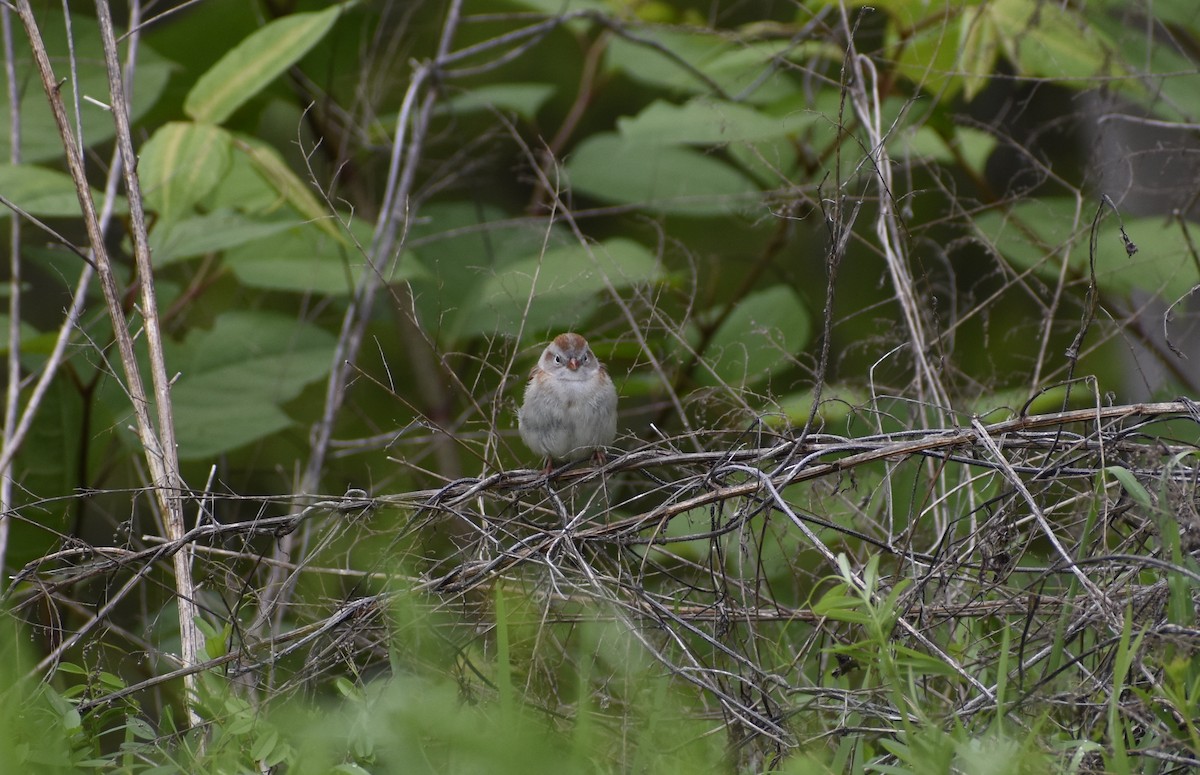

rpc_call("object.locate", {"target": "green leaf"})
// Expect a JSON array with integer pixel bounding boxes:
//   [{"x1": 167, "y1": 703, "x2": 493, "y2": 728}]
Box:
[
  {"x1": 0, "y1": 314, "x2": 44, "y2": 355},
  {"x1": 225, "y1": 220, "x2": 424, "y2": 294},
  {"x1": 504, "y1": 0, "x2": 606, "y2": 12},
  {"x1": 251, "y1": 727, "x2": 280, "y2": 761},
  {"x1": 232, "y1": 135, "x2": 344, "y2": 241},
  {"x1": 0, "y1": 164, "x2": 125, "y2": 218},
  {"x1": 150, "y1": 210, "x2": 299, "y2": 266},
  {"x1": 139, "y1": 122, "x2": 234, "y2": 221},
  {"x1": 125, "y1": 717, "x2": 157, "y2": 740},
  {"x1": 405, "y1": 203, "x2": 579, "y2": 345},
  {"x1": 184, "y1": 5, "x2": 342, "y2": 124},
  {"x1": 168, "y1": 312, "x2": 337, "y2": 459},
  {"x1": 179, "y1": 312, "x2": 336, "y2": 397},
  {"x1": 99, "y1": 672, "x2": 124, "y2": 689},
  {"x1": 891, "y1": 0, "x2": 1117, "y2": 98},
  {"x1": 61, "y1": 707, "x2": 82, "y2": 734},
  {"x1": 566, "y1": 133, "x2": 760, "y2": 216},
  {"x1": 0, "y1": 10, "x2": 173, "y2": 164},
  {"x1": 891, "y1": 644, "x2": 963, "y2": 677},
  {"x1": 726, "y1": 135, "x2": 798, "y2": 187},
  {"x1": 439, "y1": 83, "x2": 557, "y2": 121},
  {"x1": 1104, "y1": 466, "x2": 1153, "y2": 510},
  {"x1": 452, "y1": 237, "x2": 661, "y2": 340},
  {"x1": 811, "y1": 588, "x2": 871, "y2": 624},
  {"x1": 894, "y1": 8, "x2": 989, "y2": 98},
  {"x1": 765, "y1": 386, "x2": 866, "y2": 429},
  {"x1": 992, "y1": 0, "x2": 1118, "y2": 83},
  {"x1": 889, "y1": 126, "x2": 996, "y2": 175},
  {"x1": 605, "y1": 30, "x2": 809, "y2": 105},
  {"x1": 973, "y1": 201, "x2": 1199, "y2": 300},
  {"x1": 170, "y1": 387, "x2": 295, "y2": 461},
  {"x1": 698, "y1": 285, "x2": 810, "y2": 388},
  {"x1": 617, "y1": 98, "x2": 818, "y2": 145},
  {"x1": 204, "y1": 623, "x2": 230, "y2": 660}
]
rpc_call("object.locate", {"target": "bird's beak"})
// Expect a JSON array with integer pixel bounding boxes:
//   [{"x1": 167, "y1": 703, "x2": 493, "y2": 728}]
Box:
[{"x1": 567, "y1": 358, "x2": 579, "y2": 370}]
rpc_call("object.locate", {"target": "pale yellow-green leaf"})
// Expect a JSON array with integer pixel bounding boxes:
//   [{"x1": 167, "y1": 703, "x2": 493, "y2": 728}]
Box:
[
  {"x1": 139, "y1": 122, "x2": 233, "y2": 220},
  {"x1": 184, "y1": 5, "x2": 341, "y2": 124},
  {"x1": 232, "y1": 136, "x2": 344, "y2": 241}
]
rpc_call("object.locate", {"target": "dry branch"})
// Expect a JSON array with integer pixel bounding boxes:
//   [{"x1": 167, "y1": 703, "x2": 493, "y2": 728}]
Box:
[{"x1": 7, "y1": 398, "x2": 1199, "y2": 764}]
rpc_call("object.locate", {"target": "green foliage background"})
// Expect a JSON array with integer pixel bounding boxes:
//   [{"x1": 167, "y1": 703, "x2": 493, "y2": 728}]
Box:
[{"x1": 1, "y1": 0, "x2": 1199, "y2": 772}]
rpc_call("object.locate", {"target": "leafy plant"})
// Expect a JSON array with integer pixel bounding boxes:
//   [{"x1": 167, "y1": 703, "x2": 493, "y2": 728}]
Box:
[{"x1": 1, "y1": 0, "x2": 1198, "y2": 772}]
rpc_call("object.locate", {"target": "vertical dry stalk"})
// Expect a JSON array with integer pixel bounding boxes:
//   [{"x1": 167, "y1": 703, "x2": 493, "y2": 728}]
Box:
[
  {"x1": 0, "y1": 7, "x2": 22, "y2": 583},
  {"x1": 254, "y1": 0, "x2": 466, "y2": 640},
  {"x1": 835, "y1": 6, "x2": 949, "y2": 420},
  {"x1": 13, "y1": 0, "x2": 198, "y2": 724}
]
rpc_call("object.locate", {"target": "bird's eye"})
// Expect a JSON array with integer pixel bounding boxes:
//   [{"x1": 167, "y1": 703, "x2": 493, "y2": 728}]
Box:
[{"x1": 554, "y1": 355, "x2": 562, "y2": 364}]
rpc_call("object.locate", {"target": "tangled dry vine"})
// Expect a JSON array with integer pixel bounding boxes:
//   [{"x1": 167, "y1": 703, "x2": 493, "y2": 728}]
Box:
[{"x1": 10, "y1": 398, "x2": 1200, "y2": 766}]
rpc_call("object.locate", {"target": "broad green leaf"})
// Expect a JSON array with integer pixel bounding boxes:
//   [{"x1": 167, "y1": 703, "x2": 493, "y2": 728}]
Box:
[
  {"x1": 891, "y1": 0, "x2": 1118, "y2": 98},
  {"x1": 405, "y1": 203, "x2": 577, "y2": 344},
  {"x1": 605, "y1": 30, "x2": 810, "y2": 105},
  {"x1": 566, "y1": 133, "x2": 760, "y2": 216},
  {"x1": 149, "y1": 210, "x2": 299, "y2": 266},
  {"x1": 139, "y1": 122, "x2": 234, "y2": 220},
  {"x1": 894, "y1": 7, "x2": 990, "y2": 98},
  {"x1": 170, "y1": 397, "x2": 293, "y2": 468},
  {"x1": 968, "y1": 385, "x2": 1072, "y2": 421},
  {"x1": 0, "y1": 314, "x2": 45, "y2": 356},
  {"x1": 0, "y1": 10, "x2": 173, "y2": 163},
  {"x1": 180, "y1": 311, "x2": 337, "y2": 391},
  {"x1": 203, "y1": 146, "x2": 288, "y2": 214},
  {"x1": 14, "y1": 379, "x2": 82, "y2": 494},
  {"x1": 232, "y1": 135, "x2": 344, "y2": 240},
  {"x1": 503, "y1": 0, "x2": 605, "y2": 12},
  {"x1": 125, "y1": 717, "x2": 156, "y2": 741},
  {"x1": 438, "y1": 84, "x2": 557, "y2": 121},
  {"x1": 974, "y1": 201, "x2": 1198, "y2": 300},
  {"x1": 890, "y1": 126, "x2": 996, "y2": 176},
  {"x1": 726, "y1": 136, "x2": 798, "y2": 188},
  {"x1": 251, "y1": 727, "x2": 280, "y2": 762},
  {"x1": 226, "y1": 220, "x2": 426, "y2": 295},
  {"x1": 170, "y1": 386, "x2": 295, "y2": 461},
  {"x1": 765, "y1": 386, "x2": 866, "y2": 429},
  {"x1": 184, "y1": 5, "x2": 342, "y2": 124},
  {"x1": 1131, "y1": 0, "x2": 1200, "y2": 27},
  {"x1": 452, "y1": 237, "x2": 661, "y2": 340},
  {"x1": 617, "y1": 98, "x2": 818, "y2": 145},
  {"x1": 697, "y1": 285, "x2": 810, "y2": 388},
  {"x1": 0, "y1": 164, "x2": 125, "y2": 218},
  {"x1": 811, "y1": 0, "x2": 985, "y2": 16},
  {"x1": 169, "y1": 311, "x2": 337, "y2": 459},
  {"x1": 992, "y1": 0, "x2": 1118, "y2": 83},
  {"x1": 1089, "y1": 14, "x2": 1195, "y2": 122}
]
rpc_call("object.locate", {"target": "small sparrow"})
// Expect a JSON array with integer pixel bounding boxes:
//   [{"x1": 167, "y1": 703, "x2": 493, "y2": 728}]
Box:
[{"x1": 518, "y1": 333, "x2": 618, "y2": 468}]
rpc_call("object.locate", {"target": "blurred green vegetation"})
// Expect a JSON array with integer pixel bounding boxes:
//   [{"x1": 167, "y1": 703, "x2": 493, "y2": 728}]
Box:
[{"x1": 1, "y1": 0, "x2": 1199, "y2": 771}]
